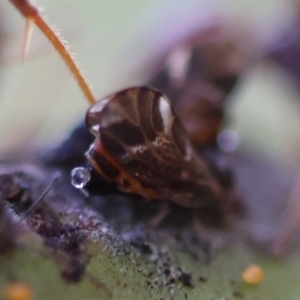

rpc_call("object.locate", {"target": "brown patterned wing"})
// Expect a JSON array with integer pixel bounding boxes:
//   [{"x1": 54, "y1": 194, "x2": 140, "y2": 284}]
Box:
[{"x1": 85, "y1": 87, "x2": 225, "y2": 208}]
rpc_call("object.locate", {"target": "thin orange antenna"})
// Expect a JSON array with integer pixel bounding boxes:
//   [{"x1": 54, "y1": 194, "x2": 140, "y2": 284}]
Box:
[{"x1": 9, "y1": 0, "x2": 96, "y2": 105}]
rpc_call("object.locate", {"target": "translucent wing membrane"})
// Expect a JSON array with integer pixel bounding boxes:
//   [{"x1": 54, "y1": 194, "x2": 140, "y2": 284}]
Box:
[{"x1": 86, "y1": 87, "x2": 231, "y2": 209}]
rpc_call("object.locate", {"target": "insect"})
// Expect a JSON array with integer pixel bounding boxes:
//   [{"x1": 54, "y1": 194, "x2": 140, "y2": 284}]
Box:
[
  {"x1": 10, "y1": 0, "x2": 242, "y2": 229},
  {"x1": 80, "y1": 86, "x2": 236, "y2": 210}
]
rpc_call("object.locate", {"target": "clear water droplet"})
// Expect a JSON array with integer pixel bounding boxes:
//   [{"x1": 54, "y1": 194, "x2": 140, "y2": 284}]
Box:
[{"x1": 70, "y1": 167, "x2": 91, "y2": 189}]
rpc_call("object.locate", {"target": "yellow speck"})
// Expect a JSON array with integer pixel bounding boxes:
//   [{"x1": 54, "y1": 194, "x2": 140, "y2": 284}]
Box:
[
  {"x1": 242, "y1": 264, "x2": 264, "y2": 285},
  {"x1": 4, "y1": 282, "x2": 33, "y2": 300}
]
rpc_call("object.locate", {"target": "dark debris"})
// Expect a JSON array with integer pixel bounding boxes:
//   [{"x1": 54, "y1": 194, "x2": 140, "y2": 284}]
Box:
[
  {"x1": 178, "y1": 271, "x2": 194, "y2": 288},
  {"x1": 130, "y1": 237, "x2": 152, "y2": 254},
  {"x1": 198, "y1": 276, "x2": 208, "y2": 283},
  {"x1": 233, "y1": 290, "x2": 244, "y2": 298}
]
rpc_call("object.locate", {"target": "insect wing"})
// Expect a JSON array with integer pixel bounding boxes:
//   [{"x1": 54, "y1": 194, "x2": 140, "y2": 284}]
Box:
[{"x1": 86, "y1": 87, "x2": 221, "y2": 208}]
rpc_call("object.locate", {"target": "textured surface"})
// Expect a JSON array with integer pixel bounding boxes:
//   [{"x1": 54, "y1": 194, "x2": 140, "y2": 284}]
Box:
[{"x1": 0, "y1": 150, "x2": 299, "y2": 300}]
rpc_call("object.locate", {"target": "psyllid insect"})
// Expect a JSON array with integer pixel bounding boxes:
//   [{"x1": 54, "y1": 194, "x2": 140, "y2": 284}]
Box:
[
  {"x1": 9, "y1": 0, "x2": 243, "y2": 228},
  {"x1": 74, "y1": 86, "x2": 236, "y2": 210}
]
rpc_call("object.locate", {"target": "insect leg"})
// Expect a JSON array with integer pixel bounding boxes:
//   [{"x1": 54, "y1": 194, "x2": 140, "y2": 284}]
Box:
[
  {"x1": 192, "y1": 212, "x2": 213, "y2": 262},
  {"x1": 147, "y1": 203, "x2": 170, "y2": 229}
]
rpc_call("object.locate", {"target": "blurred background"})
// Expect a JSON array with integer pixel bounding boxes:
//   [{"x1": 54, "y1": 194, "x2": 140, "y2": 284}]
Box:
[{"x1": 0, "y1": 0, "x2": 300, "y2": 171}]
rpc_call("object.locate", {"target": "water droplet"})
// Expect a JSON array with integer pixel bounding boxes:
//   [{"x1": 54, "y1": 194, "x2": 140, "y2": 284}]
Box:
[{"x1": 70, "y1": 167, "x2": 91, "y2": 189}]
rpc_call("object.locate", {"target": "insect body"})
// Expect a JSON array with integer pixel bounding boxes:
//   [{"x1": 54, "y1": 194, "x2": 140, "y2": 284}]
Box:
[{"x1": 83, "y1": 86, "x2": 234, "y2": 209}]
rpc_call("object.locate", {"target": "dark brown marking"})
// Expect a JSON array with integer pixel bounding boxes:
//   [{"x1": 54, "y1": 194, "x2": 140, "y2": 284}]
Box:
[
  {"x1": 105, "y1": 121, "x2": 145, "y2": 147},
  {"x1": 100, "y1": 132, "x2": 127, "y2": 158},
  {"x1": 88, "y1": 148, "x2": 120, "y2": 179},
  {"x1": 137, "y1": 90, "x2": 157, "y2": 141},
  {"x1": 121, "y1": 178, "x2": 130, "y2": 188},
  {"x1": 113, "y1": 90, "x2": 139, "y2": 125}
]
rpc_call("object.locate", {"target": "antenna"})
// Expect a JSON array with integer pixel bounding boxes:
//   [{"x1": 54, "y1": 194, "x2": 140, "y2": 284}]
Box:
[{"x1": 9, "y1": 0, "x2": 96, "y2": 105}]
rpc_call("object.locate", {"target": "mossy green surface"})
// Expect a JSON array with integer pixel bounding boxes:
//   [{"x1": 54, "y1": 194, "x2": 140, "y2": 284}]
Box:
[
  {"x1": 1, "y1": 237, "x2": 300, "y2": 300},
  {"x1": 0, "y1": 150, "x2": 298, "y2": 300}
]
